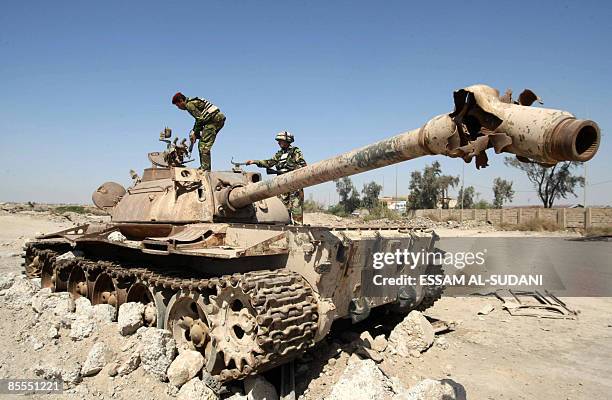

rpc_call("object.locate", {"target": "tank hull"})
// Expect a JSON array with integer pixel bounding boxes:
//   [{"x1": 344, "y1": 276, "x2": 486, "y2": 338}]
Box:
[{"x1": 24, "y1": 222, "x2": 440, "y2": 381}]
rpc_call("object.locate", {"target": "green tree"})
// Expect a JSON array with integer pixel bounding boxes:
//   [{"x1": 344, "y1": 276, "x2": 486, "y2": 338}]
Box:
[
  {"x1": 303, "y1": 199, "x2": 324, "y2": 213},
  {"x1": 334, "y1": 177, "x2": 361, "y2": 213},
  {"x1": 492, "y1": 178, "x2": 515, "y2": 208},
  {"x1": 474, "y1": 199, "x2": 491, "y2": 209},
  {"x1": 361, "y1": 181, "x2": 383, "y2": 210},
  {"x1": 504, "y1": 158, "x2": 584, "y2": 208},
  {"x1": 407, "y1": 161, "x2": 459, "y2": 209},
  {"x1": 439, "y1": 175, "x2": 460, "y2": 208},
  {"x1": 456, "y1": 186, "x2": 476, "y2": 209}
]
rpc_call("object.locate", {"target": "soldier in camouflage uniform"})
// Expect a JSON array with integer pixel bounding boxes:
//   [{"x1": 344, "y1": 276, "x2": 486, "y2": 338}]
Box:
[
  {"x1": 172, "y1": 92, "x2": 226, "y2": 171},
  {"x1": 246, "y1": 131, "x2": 307, "y2": 224}
]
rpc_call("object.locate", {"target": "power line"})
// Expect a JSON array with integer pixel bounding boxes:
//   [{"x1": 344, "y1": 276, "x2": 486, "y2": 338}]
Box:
[{"x1": 588, "y1": 179, "x2": 612, "y2": 186}]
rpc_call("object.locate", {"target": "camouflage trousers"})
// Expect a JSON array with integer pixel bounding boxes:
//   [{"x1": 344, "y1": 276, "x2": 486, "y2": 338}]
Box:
[
  {"x1": 279, "y1": 189, "x2": 304, "y2": 225},
  {"x1": 198, "y1": 112, "x2": 226, "y2": 171}
]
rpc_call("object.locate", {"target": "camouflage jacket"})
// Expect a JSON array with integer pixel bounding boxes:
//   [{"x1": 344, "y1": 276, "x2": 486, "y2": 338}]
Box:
[
  {"x1": 185, "y1": 97, "x2": 221, "y2": 134},
  {"x1": 255, "y1": 146, "x2": 307, "y2": 174}
]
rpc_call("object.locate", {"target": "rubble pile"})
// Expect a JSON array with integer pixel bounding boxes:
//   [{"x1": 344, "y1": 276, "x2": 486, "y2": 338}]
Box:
[{"x1": 0, "y1": 271, "x2": 466, "y2": 400}]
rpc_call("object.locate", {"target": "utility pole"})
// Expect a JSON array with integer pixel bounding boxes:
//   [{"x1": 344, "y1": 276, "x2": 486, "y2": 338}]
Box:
[
  {"x1": 460, "y1": 161, "x2": 465, "y2": 220},
  {"x1": 584, "y1": 162, "x2": 587, "y2": 207},
  {"x1": 395, "y1": 166, "x2": 398, "y2": 200},
  {"x1": 382, "y1": 175, "x2": 385, "y2": 196}
]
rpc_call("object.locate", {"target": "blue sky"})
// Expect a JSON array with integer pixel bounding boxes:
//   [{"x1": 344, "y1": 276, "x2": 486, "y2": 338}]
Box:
[{"x1": 1, "y1": 1, "x2": 610, "y2": 206}]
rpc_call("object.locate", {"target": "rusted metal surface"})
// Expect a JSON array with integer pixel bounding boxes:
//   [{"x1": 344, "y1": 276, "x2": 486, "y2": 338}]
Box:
[
  {"x1": 92, "y1": 182, "x2": 126, "y2": 211},
  {"x1": 229, "y1": 84, "x2": 600, "y2": 208}
]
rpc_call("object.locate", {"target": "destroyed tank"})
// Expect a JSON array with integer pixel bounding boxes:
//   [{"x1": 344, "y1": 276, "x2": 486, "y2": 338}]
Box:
[{"x1": 22, "y1": 85, "x2": 600, "y2": 382}]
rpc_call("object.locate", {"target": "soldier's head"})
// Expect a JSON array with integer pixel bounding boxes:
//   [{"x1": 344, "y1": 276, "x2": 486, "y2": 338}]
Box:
[
  {"x1": 172, "y1": 92, "x2": 187, "y2": 110},
  {"x1": 275, "y1": 131, "x2": 294, "y2": 149}
]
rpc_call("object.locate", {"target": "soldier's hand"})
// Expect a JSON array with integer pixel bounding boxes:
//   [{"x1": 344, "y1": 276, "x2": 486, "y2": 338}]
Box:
[
  {"x1": 245, "y1": 160, "x2": 255, "y2": 165},
  {"x1": 189, "y1": 131, "x2": 196, "y2": 144}
]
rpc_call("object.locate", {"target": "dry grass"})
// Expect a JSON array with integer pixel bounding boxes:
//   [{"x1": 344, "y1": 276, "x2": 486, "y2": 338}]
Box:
[
  {"x1": 584, "y1": 226, "x2": 612, "y2": 237},
  {"x1": 53, "y1": 205, "x2": 88, "y2": 214},
  {"x1": 500, "y1": 217, "x2": 560, "y2": 232}
]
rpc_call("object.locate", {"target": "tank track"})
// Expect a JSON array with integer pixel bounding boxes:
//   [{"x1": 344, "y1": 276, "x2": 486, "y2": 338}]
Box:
[
  {"x1": 22, "y1": 242, "x2": 318, "y2": 382},
  {"x1": 415, "y1": 264, "x2": 445, "y2": 312},
  {"x1": 22, "y1": 241, "x2": 71, "y2": 278}
]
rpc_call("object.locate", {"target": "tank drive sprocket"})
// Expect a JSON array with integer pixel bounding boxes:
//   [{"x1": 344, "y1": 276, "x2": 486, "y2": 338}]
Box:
[{"x1": 205, "y1": 270, "x2": 319, "y2": 381}]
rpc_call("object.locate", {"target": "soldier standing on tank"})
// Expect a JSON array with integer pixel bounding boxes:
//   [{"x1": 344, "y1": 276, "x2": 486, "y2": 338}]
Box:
[
  {"x1": 172, "y1": 92, "x2": 226, "y2": 171},
  {"x1": 246, "y1": 131, "x2": 307, "y2": 224}
]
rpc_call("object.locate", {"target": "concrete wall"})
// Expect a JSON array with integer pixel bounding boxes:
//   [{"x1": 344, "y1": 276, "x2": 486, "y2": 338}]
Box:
[{"x1": 407, "y1": 208, "x2": 612, "y2": 228}]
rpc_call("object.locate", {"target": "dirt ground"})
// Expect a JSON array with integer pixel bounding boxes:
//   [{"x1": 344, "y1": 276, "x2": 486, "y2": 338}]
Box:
[{"x1": 0, "y1": 210, "x2": 610, "y2": 399}]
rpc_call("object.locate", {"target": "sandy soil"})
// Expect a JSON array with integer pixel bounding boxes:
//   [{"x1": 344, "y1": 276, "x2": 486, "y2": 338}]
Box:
[{"x1": 0, "y1": 211, "x2": 609, "y2": 399}]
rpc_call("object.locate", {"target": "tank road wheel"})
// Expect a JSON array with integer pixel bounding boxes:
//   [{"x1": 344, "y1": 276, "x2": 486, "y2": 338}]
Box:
[
  {"x1": 40, "y1": 256, "x2": 57, "y2": 291},
  {"x1": 92, "y1": 273, "x2": 119, "y2": 307},
  {"x1": 206, "y1": 284, "x2": 260, "y2": 378},
  {"x1": 68, "y1": 265, "x2": 88, "y2": 299},
  {"x1": 165, "y1": 290, "x2": 213, "y2": 357},
  {"x1": 41, "y1": 258, "x2": 72, "y2": 292},
  {"x1": 25, "y1": 251, "x2": 43, "y2": 278},
  {"x1": 127, "y1": 282, "x2": 170, "y2": 329}
]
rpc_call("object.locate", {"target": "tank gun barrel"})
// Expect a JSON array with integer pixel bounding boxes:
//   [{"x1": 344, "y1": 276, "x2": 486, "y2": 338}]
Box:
[{"x1": 228, "y1": 85, "x2": 600, "y2": 209}]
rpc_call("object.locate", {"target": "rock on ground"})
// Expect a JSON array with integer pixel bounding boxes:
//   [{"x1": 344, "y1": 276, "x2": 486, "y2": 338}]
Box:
[
  {"x1": 52, "y1": 294, "x2": 75, "y2": 318},
  {"x1": 372, "y1": 334, "x2": 388, "y2": 352},
  {"x1": 118, "y1": 302, "x2": 145, "y2": 336},
  {"x1": 359, "y1": 331, "x2": 375, "y2": 348},
  {"x1": 55, "y1": 250, "x2": 83, "y2": 261},
  {"x1": 1, "y1": 276, "x2": 39, "y2": 309},
  {"x1": 177, "y1": 377, "x2": 218, "y2": 400},
  {"x1": 107, "y1": 231, "x2": 127, "y2": 242},
  {"x1": 0, "y1": 272, "x2": 18, "y2": 290},
  {"x1": 34, "y1": 364, "x2": 82, "y2": 389},
  {"x1": 69, "y1": 315, "x2": 96, "y2": 341},
  {"x1": 47, "y1": 326, "x2": 60, "y2": 339},
  {"x1": 326, "y1": 359, "x2": 394, "y2": 400},
  {"x1": 117, "y1": 350, "x2": 141, "y2": 377},
  {"x1": 91, "y1": 304, "x2": 116, "y2": 323},
  {"x1": 168, "y1": 350, "x2": 205, "y2": 388},
  {"x1": 244, "y1": 375, "x2": 278, "y2": 400},
  {"x1": 82, "y1": 342, "x2": 110, "y2": 377},
  {"x1": 139, "y1": 327, "x2": 177, "y2": 381},
  {"x1": 31, "y1": 288, "x2": 72, "y2": 314},
  {"x1": 33, "y1": 365, "x2": 62, "y2": 381},
  {"x1": 75, "y1": 296, "x2": 93, "y2": 316},
  {"x1": 388, "y1": 311, "x2": 434, "y2": 356},
  {"x1": 61, "y1": 363, "x2": 82, "y2": 388},
  {"x1": 396, "y1": 379, "x2": 466, "y2": 400}
]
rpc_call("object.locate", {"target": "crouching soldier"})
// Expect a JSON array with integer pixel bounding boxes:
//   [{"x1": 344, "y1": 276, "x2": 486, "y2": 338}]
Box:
[{"x1": 172, "y1": 92, "x2": 226, "y2": 171}]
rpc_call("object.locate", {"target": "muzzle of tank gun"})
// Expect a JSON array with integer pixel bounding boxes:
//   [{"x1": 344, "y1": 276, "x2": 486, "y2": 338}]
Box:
[
  {"x1": 547, "y1": 118, "x2": 599, "y2": 163},
  {"x1": 227, "y1": 85, "x2": 600, "y2": 209},
  {"x1": 445, "y1": 85, "x2": 600, "y2": 166}
]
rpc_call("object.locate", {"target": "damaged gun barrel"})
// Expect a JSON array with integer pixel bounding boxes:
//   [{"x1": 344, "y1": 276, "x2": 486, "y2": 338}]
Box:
[{"x1": 228, "y1": 85, "x2": 600, "y2": 209}]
